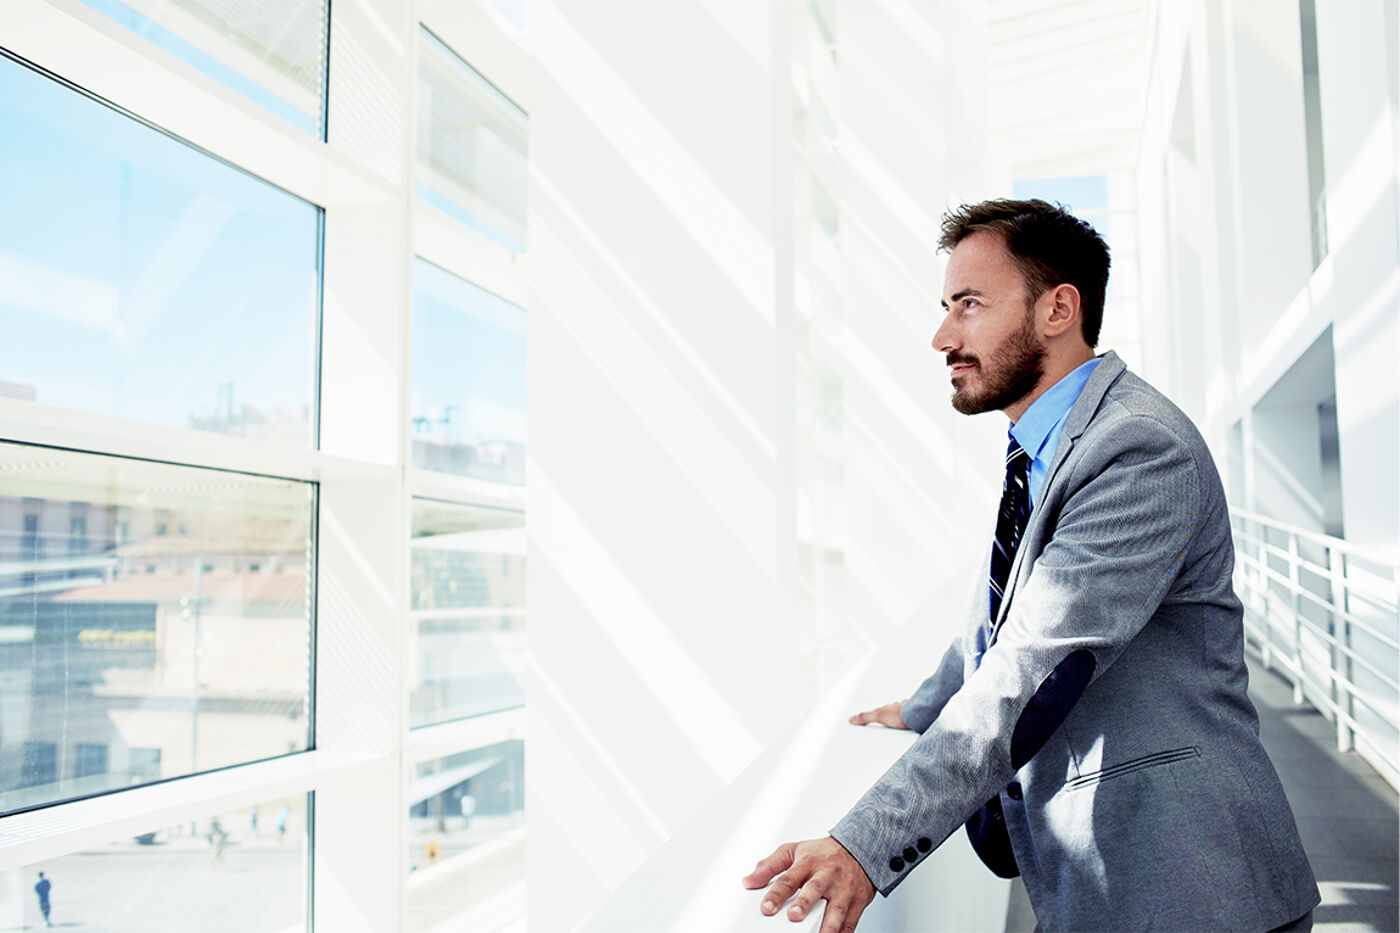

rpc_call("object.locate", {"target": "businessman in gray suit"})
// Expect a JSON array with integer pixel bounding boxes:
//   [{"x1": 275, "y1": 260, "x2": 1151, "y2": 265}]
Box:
[{"x1": 744, "y1": 199, "x2": 1319, "y2": 932}]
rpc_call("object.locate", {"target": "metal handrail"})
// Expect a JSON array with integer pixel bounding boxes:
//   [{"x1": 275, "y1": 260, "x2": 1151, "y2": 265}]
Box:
[
  {"x1": 1230, "y1": 508, "x2": 1399, "y2": 792},
  {"x1": 1231, "y1": 508, "x2": 1395, "y2": 566},
  {"x1": 1235, "y1": 550, "x2": 1400, "y2": 651},
  {"x1": 1235, "y1": 555, "x2": 1396, "y2": 695}
]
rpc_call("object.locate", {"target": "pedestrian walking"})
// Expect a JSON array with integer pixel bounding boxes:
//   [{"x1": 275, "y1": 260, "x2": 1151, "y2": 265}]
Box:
[
  {"x1": 208, "y1": 817, "x2": 228, "y2": 861},
  {"x1": 34, "y1": 872, "x2": 52, "y2": 928}
]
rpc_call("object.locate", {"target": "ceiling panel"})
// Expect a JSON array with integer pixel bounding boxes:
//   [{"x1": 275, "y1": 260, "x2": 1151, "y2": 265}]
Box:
[{"x1": 982, "y1": 0, "x2": 1154, "y2": 177}]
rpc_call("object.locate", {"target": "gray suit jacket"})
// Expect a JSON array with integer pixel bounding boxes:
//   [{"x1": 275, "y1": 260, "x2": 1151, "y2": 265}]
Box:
[{"x1": 830, "y1": 352, "x2": 1319, "y2": 931}]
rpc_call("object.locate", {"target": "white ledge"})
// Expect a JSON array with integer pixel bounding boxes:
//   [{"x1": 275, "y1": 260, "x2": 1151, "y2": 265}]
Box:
[
  {"x1": 577, "y1": 600, "x2": 1013, "y2": 933},
  {"x1": 0, "y1": 749, "x2": 371, "y2": 870}
]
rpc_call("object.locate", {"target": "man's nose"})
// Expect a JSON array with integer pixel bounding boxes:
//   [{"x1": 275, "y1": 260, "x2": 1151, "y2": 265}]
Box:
[{"x1": 932, "y1": 314, "x2": 958, "y2": 354}]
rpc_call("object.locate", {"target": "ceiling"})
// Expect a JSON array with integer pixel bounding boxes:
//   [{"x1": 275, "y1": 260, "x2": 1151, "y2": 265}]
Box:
[{"x1": 982, "y1": 0, "x2": 1157, "y2": 179}]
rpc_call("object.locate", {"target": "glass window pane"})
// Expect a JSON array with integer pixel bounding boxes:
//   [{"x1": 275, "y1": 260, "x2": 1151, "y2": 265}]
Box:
[
  {"x1": 3, "y1": 792, "x2": 310, "y2": 931},
  {"x1": 409, "y1": 501, "x2": 524, "y2": 728},
  {"x1": 77, "y1": 0, "x2": 330, "y2": 137},
  {"x1": 416, "y1": 26, "x2": 528, "y2": 252},
  {"x1": 411, "y1": 260, "x2": 526, "y2": 485},
  {"x1": 407, "y1": 741, "x2": 524, "y2": 932},
  {"x1": 0, "y1": 442, "x2": 314, "y2": 816},
  {"x1": 0, "y1": 55, "x2": 321, "y2": 448}
]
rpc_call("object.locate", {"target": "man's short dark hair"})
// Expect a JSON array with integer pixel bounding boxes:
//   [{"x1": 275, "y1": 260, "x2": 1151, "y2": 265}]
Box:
[{"x1": 937, "y1": 199, "x2": 1111, "y2": 347}]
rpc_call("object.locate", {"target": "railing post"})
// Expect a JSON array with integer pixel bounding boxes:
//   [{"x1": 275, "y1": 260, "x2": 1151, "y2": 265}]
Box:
[
  {"x1": 1289, "y1": 534, "x2": 1304, "y2": 705},
  {"x1": 1259, "y1": 535, "x2": 1272, "y2": 668},
  {"x1": 1231, "y1": 506, "x2": 1400, "y2": 789},
  {"x1": 1328, "y1": 546, "x2": 1353, "y2": 752},
  {"x1": 1246, "y1": 521, "x2": 1272, "y2": 671}
]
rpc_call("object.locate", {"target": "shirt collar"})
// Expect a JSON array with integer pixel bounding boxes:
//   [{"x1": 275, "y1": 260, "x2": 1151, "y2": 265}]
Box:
[{"x1": 1009, "y1": 357, "x2": 1100, "y2": 460}]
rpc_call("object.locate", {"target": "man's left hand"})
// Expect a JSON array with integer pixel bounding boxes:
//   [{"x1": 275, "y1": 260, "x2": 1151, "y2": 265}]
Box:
[{"x1": 742, "y1": 836, "x2": 876, "y2": 933}]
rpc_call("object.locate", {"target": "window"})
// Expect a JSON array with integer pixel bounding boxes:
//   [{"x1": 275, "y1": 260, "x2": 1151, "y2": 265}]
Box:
[
  {"x1": 409, "y1": 500, "x2": 525, "y2": 727},
  {"x1": 0, "y1": 441, "x2": 314, "y2": 816},
  {"x1": 76, "y1": 0, "x2": 331, "y2": 137},
  {"x1": 69, "y1": 515, "x2": 89, "y2": 556},
  {"x1": 5, "y1": 2, "x2": 532, "y2": 927},
  {"x1": 129, "y1": 747, "x2": 162, "y2": 782},
  {"x1": 407, "y1": 742, "x2": 524, "y2": 932},
  {"x1": 407, "y1": 26, "x2": 529, "y2": 928},
  {"x1": 411, "y1": 260, "x2": 526, "y2": 485},
  {"x1": 20, "y1": 742, "x2": 57, "y2": 790},
  {"x1": 0, "y1": 53, "x2": 322, "y2": 447},
  {"x1": 75, "y1": 743, "x2": 109, "y2": 778},
  {"x1": 7, "y1": 791, "x2": 311, "y2": 930},
  {"x1": 416, "y1": 26, "x2": 528, "y2": 252}
]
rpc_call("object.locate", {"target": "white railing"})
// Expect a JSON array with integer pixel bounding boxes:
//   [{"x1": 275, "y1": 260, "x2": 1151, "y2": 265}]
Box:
[{"x1": 1231, "y1": 508, "x2": 1400, "y2": 791}]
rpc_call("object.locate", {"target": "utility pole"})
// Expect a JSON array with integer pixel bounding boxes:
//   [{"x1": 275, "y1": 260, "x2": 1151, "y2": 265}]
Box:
[{"x1": 181, "y1": 557, "x2": 208, "y2": 836}]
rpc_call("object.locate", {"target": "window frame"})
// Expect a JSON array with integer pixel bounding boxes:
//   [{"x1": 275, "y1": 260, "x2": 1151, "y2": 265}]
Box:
[{"x1": 0, "y1": 4, "x2": 531, "y2": 931}]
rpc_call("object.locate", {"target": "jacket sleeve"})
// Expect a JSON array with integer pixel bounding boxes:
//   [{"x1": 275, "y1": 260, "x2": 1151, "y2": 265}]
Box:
[
  {"x1": 899, "y1": 636, "x2": 965, "y2": 733},
  {"x1": 830, "y1": 415, "x2": 1203, "y2": 895}
]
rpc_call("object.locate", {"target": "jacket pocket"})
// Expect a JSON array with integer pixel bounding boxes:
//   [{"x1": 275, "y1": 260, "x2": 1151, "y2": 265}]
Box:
[{"x1": 1065, "y1": 746, "x2": 1200, "y2": 792}]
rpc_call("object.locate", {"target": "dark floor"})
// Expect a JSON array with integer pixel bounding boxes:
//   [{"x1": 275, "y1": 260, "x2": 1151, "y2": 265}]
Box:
[
  {"x1": 1249, "y1": 652, "x2": 1399, "y2": 933},
  {"x1": 1005, "y1": 649, "x2": 1400, "y2": 932}
]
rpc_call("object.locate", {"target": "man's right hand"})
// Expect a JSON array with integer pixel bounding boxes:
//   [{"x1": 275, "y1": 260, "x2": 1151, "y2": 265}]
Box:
[{"x1": 847, "y1": 699, "x2": 909, "y2": 729}]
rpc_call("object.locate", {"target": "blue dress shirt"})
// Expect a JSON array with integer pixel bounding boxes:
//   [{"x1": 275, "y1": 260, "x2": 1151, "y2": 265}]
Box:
[{"x1": 1009, "y1": 356, "x2": 1101, "y2": 508}]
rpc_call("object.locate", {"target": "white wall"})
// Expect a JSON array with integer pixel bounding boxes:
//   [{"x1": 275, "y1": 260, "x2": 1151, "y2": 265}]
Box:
[
  {"x1": 527, "y1": 3, "x2": 790, "y2": 926},
  {"x1": 1312, "y1": 0, "x2": 1400, "y2": 559},
  {"x1": 1136, "y1": 0, "x2": 1399, "y2": 802},
  {"x1": 526, "y1": 1, "x2": 1004, "y2": 928},
  {"x1": 1137, "y1": 0, "x2": 1400, "y2": 564},
  {"x1": 837, "y1": 0, "x2": 1002, "y2": 662}
]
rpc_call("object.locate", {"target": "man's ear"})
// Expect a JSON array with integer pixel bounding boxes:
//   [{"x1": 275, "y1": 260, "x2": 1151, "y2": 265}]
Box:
[{"x1": 1041, "y1": 284, "x2": 1082, "y2": 339}]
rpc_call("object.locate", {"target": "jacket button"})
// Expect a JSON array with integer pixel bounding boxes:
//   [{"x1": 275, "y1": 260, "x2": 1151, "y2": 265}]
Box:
[
  {"x1": 903, "y1": 846, "x2": 918, "y2": 862},
  {"x1": 917, "y1": 837, "x2": 932, "y2": 852},
  {"x1": 888, "y1": 856, "x2": 905, "y2": 872},
  {"x1": 1007, "y1": 782, "x2": 1023, "y2": 801}
]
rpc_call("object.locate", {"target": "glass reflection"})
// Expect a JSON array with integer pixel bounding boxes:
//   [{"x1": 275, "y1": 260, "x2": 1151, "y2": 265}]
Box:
[
  {"x1": 416, "y1": 26, "x2": 528, "y2": 253},
  {"x1": 0, "y1": 55, "x2": 321, "y2": 446},
  {"x1": 2, "y1": 792, "x2": 309, "y2": 931},
  {"x1": 409, "y1": 500, "x2": 525, "y2": 728},
  {"x1": 78, "y1": 0, "x2": 330, "y2": 137},
  {"x1": 0, "y1": 443, "x2": 314, "y2": 816},
  {"x1": 411, "y1": 260, "x2": 527, "y2": 485},
  {"x1": 407, "y1": 742, "x2": 524, "y2": 932}
]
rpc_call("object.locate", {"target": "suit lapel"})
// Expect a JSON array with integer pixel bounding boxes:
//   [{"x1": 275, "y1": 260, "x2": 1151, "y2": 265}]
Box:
[{"x1": 988, "y1": 351, "x2": 1127, "y2": 637}]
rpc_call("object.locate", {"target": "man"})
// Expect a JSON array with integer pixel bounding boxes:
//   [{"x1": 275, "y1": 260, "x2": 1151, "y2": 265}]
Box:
[
  {"x1": 34, "y1": 871, "x2": 52, "y2": 927},
  {"x1": 743, "y1": 200, "x2": 1319, "y2": 932}
]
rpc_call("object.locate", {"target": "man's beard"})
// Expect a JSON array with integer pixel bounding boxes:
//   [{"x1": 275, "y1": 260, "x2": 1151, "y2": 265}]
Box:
[{"x1": 947, "y1": 311, "x2": 1045, "y2": 415}]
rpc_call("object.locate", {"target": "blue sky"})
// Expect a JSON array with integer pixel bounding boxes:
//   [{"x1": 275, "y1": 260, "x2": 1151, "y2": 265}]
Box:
[
  {"x1": 0, "y1": 57, "x2": 319, "y2": 435},
  {"x1": 1012, "y1": 175, "x2": 1109, "y2": 212},
  {"x1": 412, "y1": 258, "x2": 527, "y2": 448}
]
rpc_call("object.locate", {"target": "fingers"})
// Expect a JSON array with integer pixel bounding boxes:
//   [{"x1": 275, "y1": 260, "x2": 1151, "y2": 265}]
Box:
[
  {"x1": 789, "y1": 872, "x2": 870, "y2": 933},
  {"x1": 811, "y1": 880, "x2": 872, "y2": 933},
  {"x1": 817, "y1": 898, "x2": 847, "y2": 933},
  {"x1": 829, "y1": 899, "x2": 866, "y2": 933},
  {"x1": 741, "y1": 841, "x2": 795, "y2": 890},
  {"x1": 747, "y1": 837, "x2": 876, "y2": 931},
  {"x1": 758, "y1": 869, "x2": 805, "y2": 916},
  {"x1": 785, "y1": 874, "x2": 825, "y2": 921},
  {"x1": 848, "y1": 700, "x2": 908, "y2": 729},
  {"x1": 847, "y1": 703, "x2": 889, "y2": 725}
]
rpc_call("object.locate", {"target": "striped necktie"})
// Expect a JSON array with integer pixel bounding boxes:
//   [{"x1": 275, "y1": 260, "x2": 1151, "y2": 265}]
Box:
[{"x1": 989, "y1": 437, "x2": 1032, "y2": 631}]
